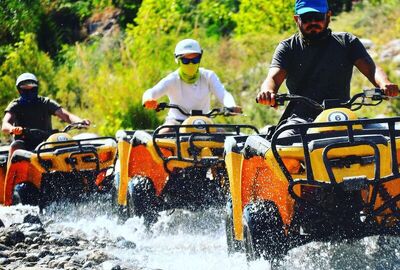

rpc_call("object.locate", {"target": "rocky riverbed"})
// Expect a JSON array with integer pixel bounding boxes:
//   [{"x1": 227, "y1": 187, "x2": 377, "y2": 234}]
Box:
[
  {"x1": 2, "y1": 202, "x2": 400, "y2": 270},
  {"x1": 0, "y1": 206, "x2": 139, "y2": 270}
]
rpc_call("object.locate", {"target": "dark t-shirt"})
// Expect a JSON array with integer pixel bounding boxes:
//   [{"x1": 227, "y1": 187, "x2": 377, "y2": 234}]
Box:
[
  {"x1": 5, "y1": 96, "x2": 61, "y2": 130},
  {"x1": 270, "y1": 31, "x2": 371, "y2": 119},
  {"x1": 5, "y1": 96, "x2": 61, "y2": 149}
]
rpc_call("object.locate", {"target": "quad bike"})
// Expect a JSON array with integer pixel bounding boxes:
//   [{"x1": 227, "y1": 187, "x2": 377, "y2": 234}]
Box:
[
  {"x1": 0, "y1": 122, "x2": 118, "y2": 209},
  {"x1": 114, "y1": 103, "x2": 259, "y2": 226},
  {"x1": 224, "y1": 89, "x2": 400, "y2": 262}
]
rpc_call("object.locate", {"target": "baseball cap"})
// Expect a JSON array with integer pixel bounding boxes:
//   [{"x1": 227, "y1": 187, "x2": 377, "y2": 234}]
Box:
[
  {"x1": 174, "y1": 39, "x2": 202, "y2": 56},
  {"x1": 295, "y1": 0, "x2": 329, "y2": 15}
]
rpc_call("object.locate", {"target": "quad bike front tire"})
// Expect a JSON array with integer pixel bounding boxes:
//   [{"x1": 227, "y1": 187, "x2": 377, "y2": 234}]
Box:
[
  {"x1": 225, "y1": 198, "x2": 244, "y2": 254},
  {"x1": 242, "y1": 200, "x2": 286, "y2": 262},
  {"x1": 127, "y1": 176, "x2": 159, "y2": 227},
  {"x1": 12, "y1": 183, "x2": 40, "y2": 206}
]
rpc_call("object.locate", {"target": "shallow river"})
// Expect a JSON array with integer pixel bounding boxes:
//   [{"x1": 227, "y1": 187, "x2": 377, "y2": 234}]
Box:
[{"x1": 1, "y1": 198, "x2": 400, "y2": 270}]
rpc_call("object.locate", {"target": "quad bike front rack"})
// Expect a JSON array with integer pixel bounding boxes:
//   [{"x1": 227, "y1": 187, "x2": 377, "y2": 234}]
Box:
[
  {"x1": 153, "y1": 124, "x2": 259, "y2": 173},
  {"x1": 271, "y1": 116, "x2": 400, "y2": 226},
  {"x1": 36, "y1": 136, "x2": 117, "y2": 174}
]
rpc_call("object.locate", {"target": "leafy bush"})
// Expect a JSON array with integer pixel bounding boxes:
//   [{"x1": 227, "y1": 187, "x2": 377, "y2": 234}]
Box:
[
  {"x1": 0, "y1": 33, "x2": 56, "y2": 113},
  {"x1": 233, "y1": 0, "x2": 294, "y2": 35}
]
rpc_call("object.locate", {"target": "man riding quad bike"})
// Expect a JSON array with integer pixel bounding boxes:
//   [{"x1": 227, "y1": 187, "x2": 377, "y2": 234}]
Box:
[
  {"x1": 0, "y1": 122, "x2": 117, "y2": 209},
  {"x1": 225, "y1": 89, "x2": 400, "y2": 262},
  {"x1": 114, "y1": 103, "x2": 258, "y2": 226}
]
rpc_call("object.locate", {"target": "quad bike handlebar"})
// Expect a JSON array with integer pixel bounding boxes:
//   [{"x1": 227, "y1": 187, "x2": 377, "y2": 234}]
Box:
[
  {"x1": 62, "y1": 122, "x2": 90, "y2": 133},
  {"x1": 155, "y1": 102, "x2": 241, "y2": 118},
  {"x1": 13, "y1": 121, "x2": 90, "y2": 142},
  {"x1": 273, "y1": 88, "x2": 387, "y2": 112}
]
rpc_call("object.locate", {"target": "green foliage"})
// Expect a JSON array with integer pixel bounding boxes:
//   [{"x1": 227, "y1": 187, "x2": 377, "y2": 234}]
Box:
[
  {"x1": 196, "y1": 0, "x2": 238, "y2": 36},
  {"x1": 112, "y1": 0, "x2": 143, "y2": 27},
  {"x1": 0, "y1": 0, "x2": 399, "y2": 137},
  {"x1": 0, "y1": 1, "x2": 43, "y2": 46},
  {"x1": 233, "y1": 0, "x2": 295, "y2": 35},
  {"x1": 328, "y1": 0, "x2": 353, "y2": 14},
  {"x1": 0, "y1": 33, "x2": 56, "y2": 112}
]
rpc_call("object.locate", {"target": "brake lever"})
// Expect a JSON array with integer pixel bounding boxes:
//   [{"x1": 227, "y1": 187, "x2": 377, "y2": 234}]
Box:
[{"x1": 155, "y1": 102, "x2": 167, "y2": 112}]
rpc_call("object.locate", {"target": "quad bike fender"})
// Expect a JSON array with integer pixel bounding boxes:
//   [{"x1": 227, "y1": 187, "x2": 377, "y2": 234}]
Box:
[
  {"x1": 4, "y1": 150, "x2": 42, "y2": 206},
  {"x1": 225, "y1": 136, "x2": 246, "y2": 240},
  {"x1": 117, "y1": 136, "x2": 170, "y2": 206},
  {"x1": 117, "y1": 140, "x2": 131, "y2": 206},
  {"x1": 227, "y1": 136, "x2": 295, "y2": 241}
]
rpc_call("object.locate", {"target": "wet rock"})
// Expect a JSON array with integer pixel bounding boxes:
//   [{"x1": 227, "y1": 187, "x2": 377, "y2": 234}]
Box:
[
  {"x1": 15, "y1": 242, "x2": 28, "y2": 249},
  {"x1": 58, "y1": 237, "x2": 78, "y2": 246},
  {"x1": 24, "y1": 237, "x2": 33, "y2": 245},
  {"x1": 0, "y1": 250, "x2": 11, "y2": 258},
  {"x1": 38, "y1": 255, "x2": 54, "y2": 265},
  {"x1": 0, "y1": 236, "x2": 6, "y2": 245},
  {"x1": 4, "y1": 229, "x2": 25, "y2": 246},
  {"x1": 38, "y1": 249, "x2": 54, "y2": 258},
  {"x1": 82, "y1": 261, "x2": 94, "y2": 268},
  {"x1": 0, "y1": 258, "x2": 10, "y2": 265},
  {"x1": 10, "y1": 250, "x2": 27, "y2": 258},
  {"x1": 47, "y1": 255, "x2": 71, "y2": 268},
  {"x1": 33, "y1": 236, "x2": 43, "y2": 244},
  {"x1": 86, "y1": 250, "x2": 114, "y2": 264},
  {"x1": 116, "y1": 239, "x2": 136, "y2": 249},
  {"x1": 101, "y1": 261, "x2": 124, "y2": 270},
  {"x1": 29, "y1": 243, "x2": 40, "y2": 250},
  {"x1": 23, "y1": 214, "x2": 42, "y2": 225},
  {"x1": 24, "y1": 254, "x2": 39, "y2": 262},
  {"x1": 0, "y1": 244, "x2": 9, "y2": 251}
]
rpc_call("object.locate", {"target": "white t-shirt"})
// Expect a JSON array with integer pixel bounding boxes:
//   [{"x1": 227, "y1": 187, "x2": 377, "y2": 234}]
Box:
[{"x1": 142, "y1": 68, "x2": 236, "y2": 121}]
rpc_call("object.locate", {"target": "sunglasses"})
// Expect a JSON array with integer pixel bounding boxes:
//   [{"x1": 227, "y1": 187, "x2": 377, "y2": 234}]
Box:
[
  {"x1": 299, "y1": 12, "x2": 326, "y2": 24},
  {"x1": 180, "y1": 55, "x2": 202, "y2": 65},
  {"x1": 18, "y1": 84, "x2": 37, "y2": 91}
]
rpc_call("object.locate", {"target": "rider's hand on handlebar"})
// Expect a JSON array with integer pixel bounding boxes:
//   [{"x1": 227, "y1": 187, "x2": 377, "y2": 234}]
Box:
[
  {"x1": 256, "y1": 90, "x2": 277, "y2": 108},
  {"x1": 143, "y1": 99, "x2": 158, "y2": 110},
  {"x1": 81, "y1": 119, "x2": 91, "y2": 126},
  {"x1": 381, "y1": 83, "x2": 399, "y2": 97},
  {"x1": 229, "y1": 106, "x2": 243, "y2": 114},
  {"x1": 11, "y1": 126, "x2": 23, "y2": 135}
]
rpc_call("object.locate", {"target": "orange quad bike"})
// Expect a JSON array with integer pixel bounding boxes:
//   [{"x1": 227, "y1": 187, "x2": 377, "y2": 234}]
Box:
[
  {"x1": 114, "y1": 103, "x2": 259, "y2": 226},
  {"x1": 225, "y1": 89, "x2": 400, "y2": 262},
  {"x1": 0, "y1": 122, "x2": 117, "y2": 210}
]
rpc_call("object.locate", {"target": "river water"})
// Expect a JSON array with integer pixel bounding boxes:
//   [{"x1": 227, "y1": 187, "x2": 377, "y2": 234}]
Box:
[{"x1": 1, "y1": 198, "x2": 400, "y2": 270}]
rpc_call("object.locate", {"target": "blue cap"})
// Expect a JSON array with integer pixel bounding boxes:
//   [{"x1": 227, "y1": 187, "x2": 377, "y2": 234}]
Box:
[{"x1": 295, "y1": 0, "x2": 329, "y2": 15}]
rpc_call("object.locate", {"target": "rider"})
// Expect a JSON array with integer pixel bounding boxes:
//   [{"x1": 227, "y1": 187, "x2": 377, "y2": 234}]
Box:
[
  {"x1": 256, "y1": 0, "x2": 399, "y2": 131},
  {"x1": 142, "y1": 38, "x2": 241, "y2": 132},
  {"x1": 2, "y1": 72, "x2": 90, "y2": 155}
]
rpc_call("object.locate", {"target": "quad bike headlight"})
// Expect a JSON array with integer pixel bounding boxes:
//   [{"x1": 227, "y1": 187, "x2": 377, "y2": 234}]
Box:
[{"x1": 99, "y1": 151, "x2": 113, "y2": 162}]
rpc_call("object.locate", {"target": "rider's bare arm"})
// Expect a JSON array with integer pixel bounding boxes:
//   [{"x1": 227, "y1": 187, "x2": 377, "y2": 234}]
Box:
[
  {"x1": 1, "y1": 112, "x2": 17, "y2": 134},
  {"x1": 355, "y1": 56, "x2": 399, "y2": 97},
  {"x1": 257, "y1": 67, "x2": 287, "y2": 106},
  {"x1": 54, "y1": 108, "x2": 90, "y2": 126}
]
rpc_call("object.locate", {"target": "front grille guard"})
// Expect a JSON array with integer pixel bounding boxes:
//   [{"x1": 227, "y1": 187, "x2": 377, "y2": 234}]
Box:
[
  {"x1": 153, "y1": 124, "x2": 259, "y2": 173},
  {"x1": 271, "y1": 117, "x2": 400, "y2": 223},
  {"x1": 36, "y1": 137, "x2": 117, "y2": 174}
]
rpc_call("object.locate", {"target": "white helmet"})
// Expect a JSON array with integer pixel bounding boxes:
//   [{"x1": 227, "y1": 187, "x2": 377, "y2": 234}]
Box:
[
  {"x1": 16, "y1": 73, "x2": 38, "y2": 88},
  {"x1": 174, "y1": 39, "x2": 202, "y2": 57}
]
